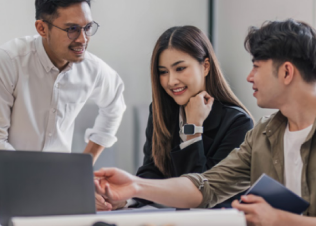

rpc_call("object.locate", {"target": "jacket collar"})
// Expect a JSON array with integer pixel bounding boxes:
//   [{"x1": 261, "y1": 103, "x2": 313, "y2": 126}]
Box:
[
  {"x1": 203, "y1": 100, "x2": 223, "y2": 132},
  {"x1": 263, "y1": 110, "x2": 316, "y2": 183},
  {"x1": 263, "y1": 111, "x2": 287, "y2": 137},
  {"x1": 263, "y1": 110, "x2": 316, "y2": 141}
]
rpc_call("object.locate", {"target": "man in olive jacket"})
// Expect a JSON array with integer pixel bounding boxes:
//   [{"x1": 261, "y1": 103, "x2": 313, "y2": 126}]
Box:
[{"x1": 94, "y1": 19, "x2": 316, "y2": 226}]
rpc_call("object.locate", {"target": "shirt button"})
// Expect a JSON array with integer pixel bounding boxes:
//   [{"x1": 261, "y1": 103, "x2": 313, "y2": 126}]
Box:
[
  {"x1": 51, "y1": 108, "x2": 56, "y2": 113},
  {"x1": 274, "y1": 160, "x2": 278, "y2": 164},
  {"x1": 55, "y1": 84, "x2": 59, "y2": 88},
  {"x1": 268, "y1": 130, "x2": 272, "y2": 133},
  {"x1": 48, "y1": 133, "x2": 52, "y2": 137}
]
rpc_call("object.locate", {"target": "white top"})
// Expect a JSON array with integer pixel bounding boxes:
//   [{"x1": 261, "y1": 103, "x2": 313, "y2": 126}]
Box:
[
  {"x1": 283, "y1": 123, "x2": 312, "y2": 196},
  {"x1": 0, "y1": 35, "x2": 126, "y2": 152}
]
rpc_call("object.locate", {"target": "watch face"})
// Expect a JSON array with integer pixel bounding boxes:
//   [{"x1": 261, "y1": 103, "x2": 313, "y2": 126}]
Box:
[{"x1": 184, "y1": 124, "x2": 195, "y2": 135}]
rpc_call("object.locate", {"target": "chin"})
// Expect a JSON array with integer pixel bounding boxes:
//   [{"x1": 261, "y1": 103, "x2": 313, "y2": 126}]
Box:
[
  {"x1": 257, "y1": 101, "x2": 272, "y2": 109},
  {"x1": 173, "y1": 98, "x2": 189, "y2": 106},
  {"x1": 71, "y1": 56, "x2": 85, "y2": 63}
]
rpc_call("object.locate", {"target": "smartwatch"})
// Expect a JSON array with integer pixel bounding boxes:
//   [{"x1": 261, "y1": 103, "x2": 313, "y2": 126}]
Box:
[{"x1": 180, "y1": 124, "x2": 203, "y2": 135}]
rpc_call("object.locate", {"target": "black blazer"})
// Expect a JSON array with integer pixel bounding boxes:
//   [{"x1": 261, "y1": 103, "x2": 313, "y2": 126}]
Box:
[{"x1": 134, "y1": 100, "x2": 254, "y2": 207}]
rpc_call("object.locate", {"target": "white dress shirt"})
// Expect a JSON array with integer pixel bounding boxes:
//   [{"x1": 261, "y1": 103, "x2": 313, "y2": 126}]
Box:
[
  {"x1": 0, "y1": 35, "x2": 126, "y2": 152},
  {"x1": 284, "y1": 123, "x2": 312, "y2": 197}
]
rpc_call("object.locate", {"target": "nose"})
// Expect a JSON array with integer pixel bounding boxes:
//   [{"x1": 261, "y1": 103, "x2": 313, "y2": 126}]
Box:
[
  {"x1": 168, "y1": 71, "x2": 180, "y2": 87},
  {"x1": 75, "y1": 29, "x2": 88, "y2": 44},
  {"x1": 247, "y1": 70, "x2": 254, "y2": 83}
]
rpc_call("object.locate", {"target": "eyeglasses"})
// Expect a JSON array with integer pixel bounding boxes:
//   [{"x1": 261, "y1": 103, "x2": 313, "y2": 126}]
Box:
[{"x1": 42, "y1": 20, "x2": 100, "y2": 40}]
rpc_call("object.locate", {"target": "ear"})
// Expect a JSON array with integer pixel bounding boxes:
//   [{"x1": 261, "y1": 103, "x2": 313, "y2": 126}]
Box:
[
  {"x1": 203, "y1": 58, "x2": 211, "y2": 77},
  {"x1": 279, "y1": 62, "x2": 294, "y2": 85},
  {"x1": 35, "y1": 20, "x2": 49, "y2": 38}
]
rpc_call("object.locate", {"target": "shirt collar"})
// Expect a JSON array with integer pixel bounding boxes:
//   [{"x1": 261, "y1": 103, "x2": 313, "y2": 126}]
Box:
[
  {"x1": 35, "y1": 35, "x2": 73, "y2": 73},
  {"x1": 263, "y1": 111, "x2": 316, "y2": 142}
]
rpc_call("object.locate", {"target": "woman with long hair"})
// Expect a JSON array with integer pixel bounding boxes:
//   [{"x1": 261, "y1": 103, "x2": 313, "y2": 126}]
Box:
[{"x1": 96, "y1": 25, "x2": 253, "y2": 210}]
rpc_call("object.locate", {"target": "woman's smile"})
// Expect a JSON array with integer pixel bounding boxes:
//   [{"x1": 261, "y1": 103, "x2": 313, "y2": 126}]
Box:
[{"x1": 171, "y1": 86, "x2": 188, "y2": 95}]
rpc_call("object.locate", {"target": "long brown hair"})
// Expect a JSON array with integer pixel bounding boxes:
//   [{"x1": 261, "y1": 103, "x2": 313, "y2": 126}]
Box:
[{"x1": 151, "y1": 26, "x2": 253, "y2": 177}]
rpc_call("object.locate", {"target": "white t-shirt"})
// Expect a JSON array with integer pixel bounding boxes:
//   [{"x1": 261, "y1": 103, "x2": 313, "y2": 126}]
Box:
[{"x1": 284, "y1": 123, "x2": 312, "y2": 196}]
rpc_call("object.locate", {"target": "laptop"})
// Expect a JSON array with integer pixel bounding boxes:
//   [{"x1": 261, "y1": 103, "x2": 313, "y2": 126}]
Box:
[{"x1": 0, "y1": 151, "x2": 96, "y2": 226}]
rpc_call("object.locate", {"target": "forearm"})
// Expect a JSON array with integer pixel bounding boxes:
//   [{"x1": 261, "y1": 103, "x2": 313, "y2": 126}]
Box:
[
  {"x1": 0, "y1": 139, "x2": 15, "y2": 150},
  {"x1": 277, "y1": 210, "x2": 316, "y2": 226},
  {"x1": 134, "y1": 177, "x2": 203, "y2": 208},
  {"x1": 83, "y1": 140, "x2": 104, "y2": 164}
]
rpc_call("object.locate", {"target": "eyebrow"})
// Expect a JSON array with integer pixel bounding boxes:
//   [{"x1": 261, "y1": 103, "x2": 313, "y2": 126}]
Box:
[
  {"x1": 64, "y1": 21, "x2": 93, "y2": 26},
  {"x1": 171, "y1": 60, "x2": 185, "y2": 67},
  {"x1": 158, "y1": 60, "x2": 185, "y2": 69},
  {"x1": 64, "y1": 23, "x2": 80, "y2": 26}
]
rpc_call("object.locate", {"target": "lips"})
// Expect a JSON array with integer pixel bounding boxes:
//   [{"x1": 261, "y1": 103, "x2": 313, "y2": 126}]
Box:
[
  {"x1": 253, "y1": 87, "x2": 258, "y2": 96},
  {"x1": 69, "y1": 45, "x2": 86, "y2": 54},
  {"x1": 171, "y1": 86, "x2": 187, "y2": 95}
]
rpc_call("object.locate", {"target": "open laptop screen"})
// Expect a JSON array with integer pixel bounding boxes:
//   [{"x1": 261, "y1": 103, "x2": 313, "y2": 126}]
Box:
[{"x1": 0, "y1": 151, "x2": 96, "y2": 226}]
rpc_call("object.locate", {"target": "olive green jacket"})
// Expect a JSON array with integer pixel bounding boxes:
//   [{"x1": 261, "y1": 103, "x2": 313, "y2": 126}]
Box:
[{"x1": 183, "y1": 111, "x2": 316, "y2": 216}]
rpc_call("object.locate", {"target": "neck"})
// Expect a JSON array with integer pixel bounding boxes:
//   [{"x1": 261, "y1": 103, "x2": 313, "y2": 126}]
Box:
[
  {"x1": 42, "y1": 38, "x2": 68, "y2": 72},
  {"x1": 280, "y1": 91, "x2": 316, "y2": 131}
]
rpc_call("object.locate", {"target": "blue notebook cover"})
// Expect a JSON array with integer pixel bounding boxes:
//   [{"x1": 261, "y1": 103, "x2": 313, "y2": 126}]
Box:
[{"x1": 241, "y1": 173, "x2": 309, "y2": 214}]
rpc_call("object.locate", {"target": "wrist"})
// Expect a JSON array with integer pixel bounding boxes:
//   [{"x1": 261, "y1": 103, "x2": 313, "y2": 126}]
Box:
[
  {"x1": 180, "y1": 124, "x2": 203, "y2": 135},
  {"x1": 186, "y1": 121, "x2": 203, "y2": 127},
  {"x1": 133, "y1": 176, "x2": 144, "y2": 198},
  {"x1": 273, "y1": 209, "x2": 290, "y2": 226},
  {"x1": 186, "y1": 134, "x2": 202, "y2": 140}
]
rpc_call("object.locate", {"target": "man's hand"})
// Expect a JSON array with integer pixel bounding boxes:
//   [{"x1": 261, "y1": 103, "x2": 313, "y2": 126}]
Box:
[
  {"x1": 185, "y1": 91, "x2": 214, "y2": 126},
  {"x1": 95, "y1": 192, "x2": 112, "y2": 211},
  {"x1": 232, "y1": 195, "x2": 280, "y2": 226},
  {"x1": 94, "y1": 168, "x2": 203, "y2": 209},
  {"x1": 94, "y1": 168, "x2": 138, "y2": 204},
  {"x1": 95, "y1": 190, "x2": 127, "y2": 211}
]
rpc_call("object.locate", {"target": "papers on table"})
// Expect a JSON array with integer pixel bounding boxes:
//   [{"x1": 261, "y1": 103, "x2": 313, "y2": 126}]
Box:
[{"x1": 11, "y1": 209, "x2": 246, "y2": 226}]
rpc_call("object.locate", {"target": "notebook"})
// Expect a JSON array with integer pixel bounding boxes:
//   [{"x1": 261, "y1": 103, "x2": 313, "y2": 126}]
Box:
[
  {"x1": 0, "y1": 150, "x2": 96, "y2": 226},
  {"x1": 241, "y1": 173, "x2": 309, "y2": 214}
]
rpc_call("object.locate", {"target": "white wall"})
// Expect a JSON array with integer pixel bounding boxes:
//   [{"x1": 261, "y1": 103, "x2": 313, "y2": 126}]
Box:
[
  {"x1": 0, "y1": 0, "x2": 209, "y2": 173},
  {"x1": 3, "y1": 0, "x2": 315, "y2": 173},
  {"x1": 213, "y1": 0, "x2": 315, "y2": 121}
]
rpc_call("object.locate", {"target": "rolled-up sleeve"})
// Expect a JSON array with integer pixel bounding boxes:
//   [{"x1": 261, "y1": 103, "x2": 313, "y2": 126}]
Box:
[
  {"x1": 181, "y1": 129, "x2": 254, "y2": 208},
  {"x1": 84, "y1": 61, "x2": 126, "y2": 148},
  {"x1": 0, "y1": 49, "x2": 16, "y2": 150}
]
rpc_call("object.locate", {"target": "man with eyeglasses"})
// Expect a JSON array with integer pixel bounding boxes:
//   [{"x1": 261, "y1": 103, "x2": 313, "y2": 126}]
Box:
[{"x1": 0, "y1": 0, "x2": 126, "y2": 163}]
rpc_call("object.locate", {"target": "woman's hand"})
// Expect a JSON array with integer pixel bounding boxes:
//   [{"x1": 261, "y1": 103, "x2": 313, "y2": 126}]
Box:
[{"x1": 184, "y1": 91, "x2": 214, "y2": 126}]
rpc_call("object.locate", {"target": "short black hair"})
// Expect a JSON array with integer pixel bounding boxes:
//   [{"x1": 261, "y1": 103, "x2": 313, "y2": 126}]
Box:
[
  {"x1": 244, "y1": 19, "x2": 316, "y2": 83},
  {"x1": 35, "y1": 0, "x2": 91, "y2": 21}
]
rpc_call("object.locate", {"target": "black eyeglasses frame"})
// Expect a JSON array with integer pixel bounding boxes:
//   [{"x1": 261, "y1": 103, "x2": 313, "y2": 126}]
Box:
[{"x1": 42, "y1": 20, "x2": 100, "y2": 40}]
